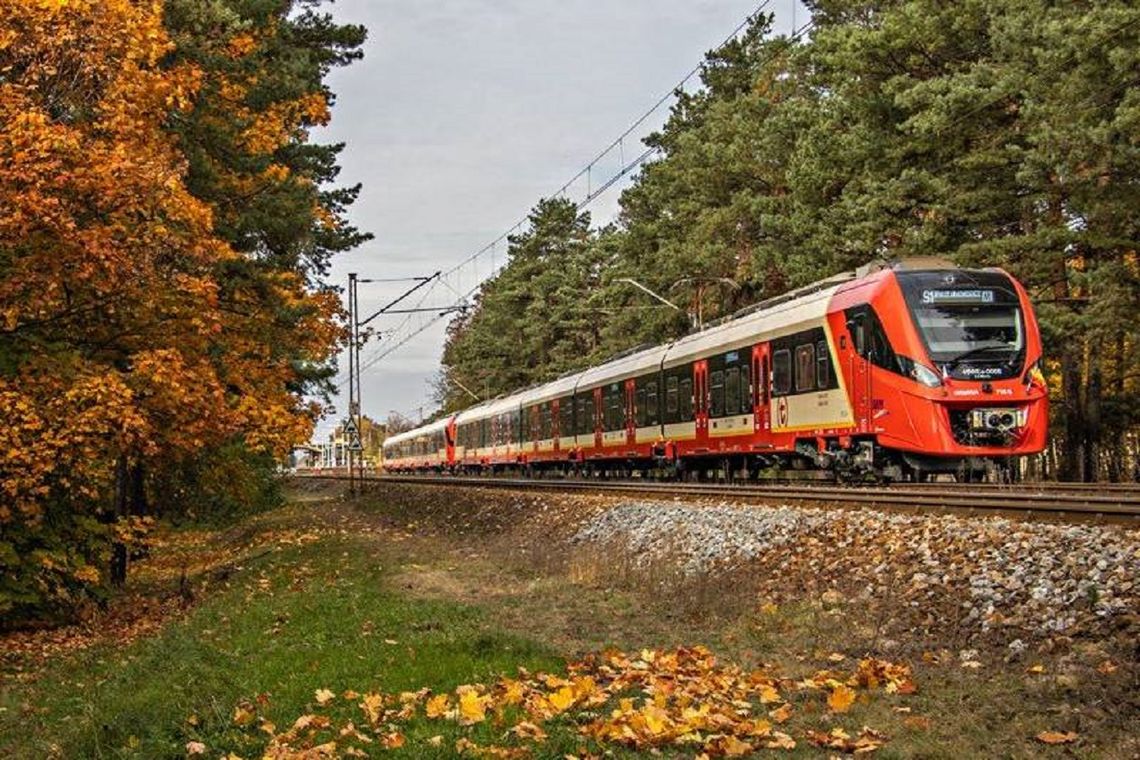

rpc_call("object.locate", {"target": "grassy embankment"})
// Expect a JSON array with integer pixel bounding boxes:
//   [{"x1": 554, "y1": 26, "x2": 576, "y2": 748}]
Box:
[{"x1": 1, "y1": 482, "x2": 1135, "y2": 758}]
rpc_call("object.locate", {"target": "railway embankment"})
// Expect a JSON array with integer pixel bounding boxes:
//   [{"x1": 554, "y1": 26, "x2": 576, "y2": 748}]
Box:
[
  {"x1": 570, "y1": 501, "x2": 1139, "y2": 642},
  {"x1": 5, "y1": 479, "x2": 1137, "y2": 757}
]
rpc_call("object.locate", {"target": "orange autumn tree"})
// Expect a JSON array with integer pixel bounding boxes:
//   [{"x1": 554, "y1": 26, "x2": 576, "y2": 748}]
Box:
[
  {"x1": 154, "y1": 0, "x2": 368, "y2": 520},
  {"x1": 0, "y1": 0, "x2": 359, "y2": 619}
]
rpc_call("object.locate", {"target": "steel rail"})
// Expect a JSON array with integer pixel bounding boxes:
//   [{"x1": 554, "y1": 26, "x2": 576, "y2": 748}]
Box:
[{"x1": 293, "y1": 473, "x2": 1140, "y2": 521}]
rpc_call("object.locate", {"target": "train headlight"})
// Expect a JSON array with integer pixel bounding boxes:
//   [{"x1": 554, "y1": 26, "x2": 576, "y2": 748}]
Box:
[{"x1": 899, "y1": 356, "x2": 942, "y2": 388}]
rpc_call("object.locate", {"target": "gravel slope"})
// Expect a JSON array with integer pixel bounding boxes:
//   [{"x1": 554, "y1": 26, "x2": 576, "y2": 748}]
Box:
[{"x1": 572, "y1": 501, "x2": 1139, "y2": 640}]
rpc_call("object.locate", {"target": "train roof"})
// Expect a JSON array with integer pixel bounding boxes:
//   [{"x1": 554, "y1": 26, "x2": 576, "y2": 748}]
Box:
[
  {"x1": 512, "y1": 370, "x2": 585, "y2": 408},
  {"x1": 453, "y1": 401, "x2": 492, "y2": 426},
  {"x1": 662, "y1": 273, "x2": 853, "y2": 368},
  {"x1": 577, "y1": 342, "x2": 671, "y2": 389},
  {"x1": 383, "y1": 416, "x2": 450, "y2": 448}
]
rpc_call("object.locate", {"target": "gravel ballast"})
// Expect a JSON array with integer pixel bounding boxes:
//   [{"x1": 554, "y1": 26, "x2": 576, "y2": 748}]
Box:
[{"x1": 572, "y1": 500, "x2": 1140, "y2": 639}]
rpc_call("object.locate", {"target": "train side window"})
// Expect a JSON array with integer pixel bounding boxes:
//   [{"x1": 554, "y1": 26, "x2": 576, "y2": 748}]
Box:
[
  {"x1": 666, "y1": 376, "x2": 679, "y2": 416},
  {"x1": 710, "y1": 370, "x2": 724, "y2": 417},
  {"x1": 560, "y1": 398, "x2": 572, "y2": 438},
  {"x1": 679, "y1": 377, "x2": 693, "y2": 419},
  {"x1": 740, "y1": 364, "x2": 752, "y2": 413},
  {"x1": 646, "y1": 380, "x2": 658, "y2": 426},
  {"x1": 817, "y1": 340, "x2": 830, "y2": 389},
  {"x1": 760, "y1": 356, "x2": 769, "y2": 404},
  {"x1": 635, "y1": 387, "x2": 647, "y2": 427},
  {"x1": 725, "y1": 367, "x2": 740, "y2": 415},
  {"x1": 772, "y1": 349, "x2": 792, "y2": 395},
  {"x1": 795, "y1": 343, "x2": 816, "y2": 392}
]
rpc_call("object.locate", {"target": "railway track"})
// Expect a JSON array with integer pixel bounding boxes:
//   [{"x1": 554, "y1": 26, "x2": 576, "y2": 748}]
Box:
[{"x1": 294, "y1": 473, "x2": 1140, "y2": 523}]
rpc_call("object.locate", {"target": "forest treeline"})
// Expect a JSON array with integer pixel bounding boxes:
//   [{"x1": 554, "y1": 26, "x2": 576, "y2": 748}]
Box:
[
  {"x1": 0, "y1": 0, "x2": 366, "y2": 620},
  {"x1": 439, "y1": 0, "x2": 1140, "y2": 483}
]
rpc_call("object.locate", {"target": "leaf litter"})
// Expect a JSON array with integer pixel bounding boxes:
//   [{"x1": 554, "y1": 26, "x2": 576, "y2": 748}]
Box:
[{"x1": 236, "y1": 646, "x2": 916, "y2": 758}]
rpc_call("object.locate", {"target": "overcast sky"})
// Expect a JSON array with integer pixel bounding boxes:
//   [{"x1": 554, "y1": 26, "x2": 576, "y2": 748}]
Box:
[{"x1": 313, "y1": 0, "x2": 807, "y2": 438}]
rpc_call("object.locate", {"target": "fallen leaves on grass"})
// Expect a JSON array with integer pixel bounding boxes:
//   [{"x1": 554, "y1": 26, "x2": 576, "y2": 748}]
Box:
[
  {"x1": 828, "y1": 684, "x2": 857, "y2": 713},
  {"x1": 1036, "y1": 730, "x2": 1079, "y2": 745},
  {"x1": 807, "y1": 726, "x2": 888, "y2": 753},
  {"x1": 248, "y1": 646, "x2": 915, "y2": 758}
]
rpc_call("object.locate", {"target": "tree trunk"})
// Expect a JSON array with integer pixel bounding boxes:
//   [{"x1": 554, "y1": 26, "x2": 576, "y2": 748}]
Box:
[
  {"x1": 1057, "y1": 348, "x2": 1084, "y2": 482},
  {"x1": 110, "y1": 455, "x2": 128, "y2": 587},
  {"x1": 1084, "y1": 361, "x2": 1101, "y2": 482}
]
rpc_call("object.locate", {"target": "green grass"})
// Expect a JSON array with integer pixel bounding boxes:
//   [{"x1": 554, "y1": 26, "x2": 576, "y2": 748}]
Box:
[{"x1": 0, "y1": 534, "x2": 565, "y2": 759}]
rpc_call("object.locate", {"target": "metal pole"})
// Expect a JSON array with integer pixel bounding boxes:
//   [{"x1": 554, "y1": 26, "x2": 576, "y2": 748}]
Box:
[
  {"x1": 353, "y1": 274, "x2": 364, "y2": 483},
  {"x1": 348, "y1": 272, "x2": 357, "y2": 497}
]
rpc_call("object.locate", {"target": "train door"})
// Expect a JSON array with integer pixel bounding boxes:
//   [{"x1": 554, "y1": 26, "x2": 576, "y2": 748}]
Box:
[
  {"x1": 445, "y1": 417, "x2": 456, "y2": 468},
  {"x1": 751, "y1": 344, "x2": 770, "y2": 434},
  {"x1": 625, "y1": 378, "x2": 636, "y2": 448},
  {"x1": 593, "y1": 386, "x2": 603, "y2": 450},
  {"x1": 844, "y1": 311, "x2": 873, "y2": 430},
  {"x1": 553, "y1": 399, "x2": 561, "y2": 454},
  {"x1": 694, "y1": 359, "x2": 709, "y2": 447}
]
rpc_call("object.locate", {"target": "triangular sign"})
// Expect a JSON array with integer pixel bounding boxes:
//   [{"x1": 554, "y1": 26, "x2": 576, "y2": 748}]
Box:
[
  {"x1": 343, "y1": 417, "x2": 359, "y2": 435},
  {"x1": 347, "y1": 430, "x2": 363, "y2": 451}
]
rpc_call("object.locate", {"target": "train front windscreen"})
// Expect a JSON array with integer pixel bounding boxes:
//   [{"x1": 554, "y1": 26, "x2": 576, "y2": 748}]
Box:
[{"x1": 896, "y1": 270, "x2": 1026, "y2": 381}]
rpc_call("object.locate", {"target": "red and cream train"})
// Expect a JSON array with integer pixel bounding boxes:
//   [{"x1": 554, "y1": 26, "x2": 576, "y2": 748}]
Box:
[{"x1": 383, "y1": 260, "x2": 1048, "y2": 481}]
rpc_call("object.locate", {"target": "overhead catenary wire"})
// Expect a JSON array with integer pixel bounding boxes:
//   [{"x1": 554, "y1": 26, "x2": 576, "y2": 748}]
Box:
[
  {"x1": 437, "y1": 0, "x2": 778, "y2": 282},
  {"x1": 349, "y1": 15, "x2": 819, "y2": 382},
  {"x1": 348, "y1": 8, "x2": 820, "y2": 391}
]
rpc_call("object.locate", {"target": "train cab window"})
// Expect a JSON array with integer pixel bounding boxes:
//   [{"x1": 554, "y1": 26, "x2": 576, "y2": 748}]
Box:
[
  {"x1": 795, "y1": 344, "x2": 816, "y2": 392},
  {"x1": 816, "y1": 340, "x2": 830, "y2": 389},
  {"x1": 740, "y1": 365, "x2": 752, "y2": 413},
  {"x1": 652, "y1": 380, "x2": 661, "y2": 428},
  {"x1": 772, "y1": 349, "x2": 792, "y2": 396},
  {"x1": 725, "y1": 368, "x2": 740, "y2": 415},
  {"x1": 666, "y1": 376, "x2": 679, "y2": 415},
  {"x1": 710, "y1": 370, "x2": 725, "y2": 417},
  {"x1": 679, "y1": 377, "x2": 693, "y2": 419},
  {"x1": 635, "y1": 388, "x2": 647, "y2": 427}
]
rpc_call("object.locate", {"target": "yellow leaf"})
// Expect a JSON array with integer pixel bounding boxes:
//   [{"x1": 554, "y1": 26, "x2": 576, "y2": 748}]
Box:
[
  {"x1": 548, "y1": 685, "x2": 576, "y2": 712},
  {"x1": 500, "y1": 679, "x2": 525, "y2": 705},
  {"x1": 458, "y1": 690, "x2": 487, "y2": 725},
  {"x1": 381, "y1": 731, "x2": 405, "y2": 749},
  {"x1": 428, "y1": 735, "x2": 443, "y2": 747},
  {"x1": 315, "y1": 688, "x2": 335, "y2": 705},
  {"x1": 511, "y1": 721, "x2": 548, "y2": 741},
  {"x1": 759, "y1": 601, "x2": 779, "y2": 615},
  {"x1": 360, "y1": 692, "x2": 384, "y2": 724},
  {"x1": 828, "y1": 684, "x2": 856, "y2": 713},
  {"x1": 1036, "y1": 730, "x2": 1078, "y2": 745},
  {"x1": 768, "y1": 703, "x2": 793, "y2": 724},
  {"x1": 1025, "y1": 664, "x2": 1045, "y2": 675},
  {"x1": 723, "y1": 735, "x2": 753, "y2": 756},
  {"x1": 763, "y1": 732, "x2": 796, "y2": 750},
  {"x1": 232, "y1": 704, "x2": 255, "y2": 726},
  {"x1": 642, "y1": 704, "x2": 670, "y2": 735},
  {"x1": 425, "y1": 694, "x2": 450, "y2": 718},
  {"x1": 757, "y1": 684, "x2": 781, "y2": 704}
]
